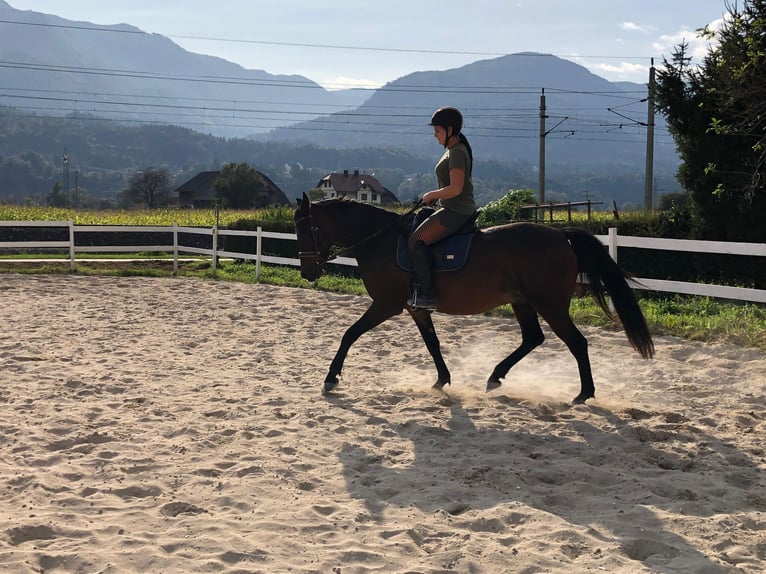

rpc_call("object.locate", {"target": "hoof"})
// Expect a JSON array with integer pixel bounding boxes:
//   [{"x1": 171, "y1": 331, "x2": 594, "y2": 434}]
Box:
[
  {"x1": 323, "y1": 377, "x2": 339, "y2": 395},
  {"x1": 486, "y1": 376, "x2": 502, "y2": 392},
  {"x1": 572, "y1": 393, "x2": 594, "y2": 405},
  {"x1": 432, "y1": 379, "x2": 450, "y2": 390}
]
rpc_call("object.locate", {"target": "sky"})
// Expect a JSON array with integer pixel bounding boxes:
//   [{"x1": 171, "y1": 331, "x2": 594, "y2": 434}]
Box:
[{"x1": 6, "y1": 0, "x2": 729, "y2": 90}]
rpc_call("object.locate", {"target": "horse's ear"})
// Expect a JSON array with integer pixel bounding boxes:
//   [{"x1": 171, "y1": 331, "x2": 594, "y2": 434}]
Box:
[{"x1": 300, "y1": 193, "x2": 311, "y2": 210}]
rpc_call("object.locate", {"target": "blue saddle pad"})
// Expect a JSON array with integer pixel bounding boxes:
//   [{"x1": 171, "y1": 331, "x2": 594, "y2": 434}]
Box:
[{"x1": 396, "y1": 232, "x2": 476, "y2": 273}]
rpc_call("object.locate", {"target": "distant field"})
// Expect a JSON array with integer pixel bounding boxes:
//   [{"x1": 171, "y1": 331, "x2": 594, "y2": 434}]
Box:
[{"x1": 0, "y1": 206, "x2": 288, "y2": 227}]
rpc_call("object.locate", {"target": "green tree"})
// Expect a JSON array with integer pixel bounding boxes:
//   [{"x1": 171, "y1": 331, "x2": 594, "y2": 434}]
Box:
[
  {"x1": 656, "y1": 191, "x2": 690, "y2": 212},
  {"x1": 214, "y1": 162, "x2": 270, "y2": 209},
  {"x1": 396, "y1": 173, "x2": 434, "y2": 203},
  {"x1": 123, "y1": 168, "x2": 173, "y2": 208},
  {"x1": 45, "y1": 181, "x2": 69, "y2": 207},
  {"x1": 655, "y1": 0, "x2": 766, "y2": 241},
  {"x1": 44, "y1": 180, "x2": 89, "y2": 208}
]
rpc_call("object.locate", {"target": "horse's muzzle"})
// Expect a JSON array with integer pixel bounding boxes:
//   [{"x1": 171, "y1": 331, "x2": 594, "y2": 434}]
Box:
[{"x1": 298, "y1": 252, "x2": 324, "y2": 281}]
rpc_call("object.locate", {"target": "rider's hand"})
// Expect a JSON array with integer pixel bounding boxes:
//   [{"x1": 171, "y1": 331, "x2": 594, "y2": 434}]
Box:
[{"x1": 422, "y1": 191, "x2": 438, "y2": 205}]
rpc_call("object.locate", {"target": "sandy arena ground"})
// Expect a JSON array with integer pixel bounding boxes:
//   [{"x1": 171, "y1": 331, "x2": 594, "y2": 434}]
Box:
[{"x1": 0, "y1": 274, "x2": 764, "y2": 573}]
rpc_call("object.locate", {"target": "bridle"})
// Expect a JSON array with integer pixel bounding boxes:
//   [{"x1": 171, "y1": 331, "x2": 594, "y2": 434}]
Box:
[
  {"x1": 296, "y1": 213, "x2": 332, "y2": 269},
  {"x1": 296, "y1": 199, "x2": 423, "y2": 273}
]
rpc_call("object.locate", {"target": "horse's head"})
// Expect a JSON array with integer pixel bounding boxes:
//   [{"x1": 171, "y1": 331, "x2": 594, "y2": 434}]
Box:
[{"x1": 294, "y1": 193, "x2": 333, "y2": 281}]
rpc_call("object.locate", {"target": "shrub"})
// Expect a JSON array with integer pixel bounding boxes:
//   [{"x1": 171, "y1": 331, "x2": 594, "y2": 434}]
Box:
[{"x1": 477, "y1": 189, "x2": 536, "y2": 227}]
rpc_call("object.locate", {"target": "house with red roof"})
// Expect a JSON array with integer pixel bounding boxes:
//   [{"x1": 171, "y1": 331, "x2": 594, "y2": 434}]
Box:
[{"x1": 315, "y1": 170, "x2": 400, "y2": 205}]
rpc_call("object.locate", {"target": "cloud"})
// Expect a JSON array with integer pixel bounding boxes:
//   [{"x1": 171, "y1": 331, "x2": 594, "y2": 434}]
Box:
[
  {"x1": 621, "y1": 22, "x2": 656, "y2": 34},
  {"x1": 651, "y1": 17, "x2": 726, "y2": 62},
  {"x1": 570, "y1": 55, "x2": 650, "y2": 83},
  {"x1": 316, "y1": 76, "x2": 384, "y2": 91},
  {"x1": 590, "y1": 61, "x2": 651, "y2": 83}
]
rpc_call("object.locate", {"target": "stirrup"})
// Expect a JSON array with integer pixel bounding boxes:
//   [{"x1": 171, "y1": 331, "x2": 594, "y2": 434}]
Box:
[{"x1": 407, "y1": 289, "x2": 437, "y2": 311}]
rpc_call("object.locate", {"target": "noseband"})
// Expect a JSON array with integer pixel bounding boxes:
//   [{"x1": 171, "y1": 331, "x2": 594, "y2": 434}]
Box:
[{"x1": 296, "y1": 214, "x2": 331, "y2": 269}]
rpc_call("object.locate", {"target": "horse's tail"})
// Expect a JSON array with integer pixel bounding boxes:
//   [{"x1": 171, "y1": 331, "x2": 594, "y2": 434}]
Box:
[{"x1": 563, "y1": 228, "x2": 654, "y2": 359}]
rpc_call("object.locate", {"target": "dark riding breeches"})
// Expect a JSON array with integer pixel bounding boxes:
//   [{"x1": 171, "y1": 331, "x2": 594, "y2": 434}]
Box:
[{"x1": 408, "y1": 208, "x2": 474, "y2": 249}]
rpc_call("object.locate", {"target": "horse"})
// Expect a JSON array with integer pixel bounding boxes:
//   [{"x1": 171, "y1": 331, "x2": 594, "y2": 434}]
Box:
[{"x1": 294, "y1": 193, "x2": 654, "y2": 404}]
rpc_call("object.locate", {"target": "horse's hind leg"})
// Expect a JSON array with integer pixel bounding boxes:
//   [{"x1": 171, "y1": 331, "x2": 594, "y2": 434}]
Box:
[
  {"x1": 408, "y1": 308, "x2": 451, "y2": 389},
  {"x1": 487, "y1": 303, "x2": 545, "y2": 391},
  {"x1": 540, "y1": 309, "x2": 595, "y2": 404}
]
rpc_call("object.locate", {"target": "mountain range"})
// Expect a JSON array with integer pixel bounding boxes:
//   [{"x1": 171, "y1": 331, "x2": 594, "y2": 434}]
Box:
[
  {"x1": 0, "y1": 0, "x2": 368, "y2": 137},
  {"x1": 265, "y1": 53, "x2": 665, "y2": 168},
  {"x1": 0, "y1": 0, "x2": 681, "y2": 206}
]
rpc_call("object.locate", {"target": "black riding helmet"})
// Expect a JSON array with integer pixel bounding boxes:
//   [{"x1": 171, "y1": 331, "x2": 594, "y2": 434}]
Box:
[{"x1": 429, "y1": 107, "x2": 463, "y2": 148}]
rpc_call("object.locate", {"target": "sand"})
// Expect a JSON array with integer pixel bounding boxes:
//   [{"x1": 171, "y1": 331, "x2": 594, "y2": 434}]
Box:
[{"x1": 0, "y1": 274, "x2": 764, "y2": 574}]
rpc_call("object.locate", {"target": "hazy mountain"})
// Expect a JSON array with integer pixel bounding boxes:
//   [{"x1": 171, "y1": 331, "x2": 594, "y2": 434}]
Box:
[
  {"x1": 0, "y1": 0, "x2": 369, "y2": 137},
  {"x1": 267, "y1": 53, "x2": 670, "y2": 169}
]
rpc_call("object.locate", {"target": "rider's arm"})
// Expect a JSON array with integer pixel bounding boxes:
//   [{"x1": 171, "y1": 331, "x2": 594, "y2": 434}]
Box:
[{"x1": 423, "y1": 167, "x2": 465, "y2": 205}]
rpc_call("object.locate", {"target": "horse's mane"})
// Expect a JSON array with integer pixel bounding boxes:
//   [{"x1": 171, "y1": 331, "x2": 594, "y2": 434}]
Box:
[
  {"x1": 314, "y1": 196, "x2": 381, "y2": 209},
  {"x1": 314, "y1": 197, "x2": 398, "y2": 220},
  {"x1": 313, "y1": 197, "x2": 401, "y2": 240},
  {"x1": 315, "y1": 196, "x2": 355, "y2": 205}
]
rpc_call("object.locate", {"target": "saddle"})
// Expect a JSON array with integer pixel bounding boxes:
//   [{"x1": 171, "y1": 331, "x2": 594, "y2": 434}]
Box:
[{"x1": 396, "y1": 207, "x2": 479, "y2": 273}]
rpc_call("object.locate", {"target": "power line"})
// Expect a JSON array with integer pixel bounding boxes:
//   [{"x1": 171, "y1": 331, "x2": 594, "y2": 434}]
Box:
[
  {"x1": 0, "y1": 18, "x2": 660, "y2": 62},
  {"x1": 2, "y1": 90, "x2": 605, "y2": 122},
  {"x1": 0, "y1": 105, "x2": 672, "y2": 145},
  {"x1": 0, "y1": 17, "x2": 665, "y2": 149},
  {"x1": 0, "y1": 59, "x2": 648, "y2": 96},
  {"x1": 0, "y1": 76, "x2": 669, "y2": 139},
  {"x1": 1, "y1": 95, "x2": 650, "y2": 133},
  {"x1": 1, "y1": 86, "x2": 637, "y2": 120}
]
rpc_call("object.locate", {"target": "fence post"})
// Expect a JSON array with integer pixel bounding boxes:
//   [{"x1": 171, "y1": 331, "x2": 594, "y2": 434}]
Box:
[
  {"x1": 212, "y1": 224, "x2": 218, "y2": 273},
  {"x1": 607, "y1": 227, "x2": 620, "y2": 312},
  {"x1": 255, "y1": 226, "x2": 263, "y2": 281},
  {"x1": 68, "y1": 219, "x2": 75, "y2": 271},
  {"x1": 173, "y1": 223, "x2": 179, "y2": 275},
  {"x1": 608, "y1": 227, "x2": 618, "y2": 262}
]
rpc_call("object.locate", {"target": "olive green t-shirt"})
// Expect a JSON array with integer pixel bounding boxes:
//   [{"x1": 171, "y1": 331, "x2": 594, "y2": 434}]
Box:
[{"x1": 434, "y1": 142, "x2": 476, "y2": 215}]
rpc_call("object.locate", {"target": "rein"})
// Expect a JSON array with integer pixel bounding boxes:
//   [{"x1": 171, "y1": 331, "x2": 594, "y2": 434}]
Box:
[{"x1": 298, "y1": 200, "x2": 422, "y2": 267}]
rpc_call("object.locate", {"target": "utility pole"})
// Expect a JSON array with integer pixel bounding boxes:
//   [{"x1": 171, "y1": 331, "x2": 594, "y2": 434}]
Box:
[
  {"x1": 538, "y1": 88, "x2": 546, "y2": 203},
  {"x1": 62, "y1": 149, "x2": 70, "y2": 194},
  {"x1": 644, "y1": 58, "x2": 656, "y2": 210}
]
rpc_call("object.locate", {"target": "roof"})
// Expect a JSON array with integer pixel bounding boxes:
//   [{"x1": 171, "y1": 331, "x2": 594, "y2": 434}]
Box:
[
  {"x1": 174, "y1": 169, "x2": 290, "y2": 206},
  {"x1": 174, "y1": 171, "x2": 220, "y2": 201},
  {"x1": 318, "y1": 171, "x2": 400, "y2": 204}
]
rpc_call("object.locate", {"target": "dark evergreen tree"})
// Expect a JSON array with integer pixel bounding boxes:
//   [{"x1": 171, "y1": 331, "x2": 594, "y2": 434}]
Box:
[{"x1": 655, "y1": 0, "x2": 766, "y2": 241}]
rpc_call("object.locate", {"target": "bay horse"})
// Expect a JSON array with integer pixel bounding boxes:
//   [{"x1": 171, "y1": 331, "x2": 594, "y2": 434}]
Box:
[{"x1": 294, "y1": 194, "x2": 653, "y2": 404}]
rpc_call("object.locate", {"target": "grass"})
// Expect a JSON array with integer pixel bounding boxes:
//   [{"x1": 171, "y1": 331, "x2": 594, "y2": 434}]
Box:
[
  {"x1": 1, "y1": 204, "x2": 763, "y2": 350},
  {"x1": 1, "y1": 258, "x2": 763, "y2": 350}
]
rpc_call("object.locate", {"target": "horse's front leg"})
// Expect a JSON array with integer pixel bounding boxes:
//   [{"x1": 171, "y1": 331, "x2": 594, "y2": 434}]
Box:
[
  {"x1": 324, "y1": 302, "x2": 399, "y2": 394},
  {"x1": 408, "y1": 309, "x2": 451, "y2": 389}
]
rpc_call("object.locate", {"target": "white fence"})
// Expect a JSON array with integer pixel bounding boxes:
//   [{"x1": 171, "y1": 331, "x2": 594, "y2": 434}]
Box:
[
  {"x1": 0, "y1": 220, "x2": 353, "y2": 280},
  {"x1": 600, "y1": 228, "x2": 766, "y2": 303},
  {"x1": 1, "y1": 220, "x2": 764, "y2": 303}
]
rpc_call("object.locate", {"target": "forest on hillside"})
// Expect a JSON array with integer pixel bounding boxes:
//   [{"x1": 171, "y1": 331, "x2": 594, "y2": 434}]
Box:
[{"x1": 0, "y1": 108, "x2": 675, "y2": 209}]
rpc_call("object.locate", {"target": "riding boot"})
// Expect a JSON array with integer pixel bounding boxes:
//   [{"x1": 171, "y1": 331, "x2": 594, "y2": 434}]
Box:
[{"x1": 407, "y1": 241, "x2": 437, "y2": 310}]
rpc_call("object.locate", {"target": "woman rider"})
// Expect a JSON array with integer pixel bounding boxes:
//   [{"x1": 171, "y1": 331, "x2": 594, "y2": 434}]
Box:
[{"x1": 407, "y1": 106, "x2": 477, "y2": 310}]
